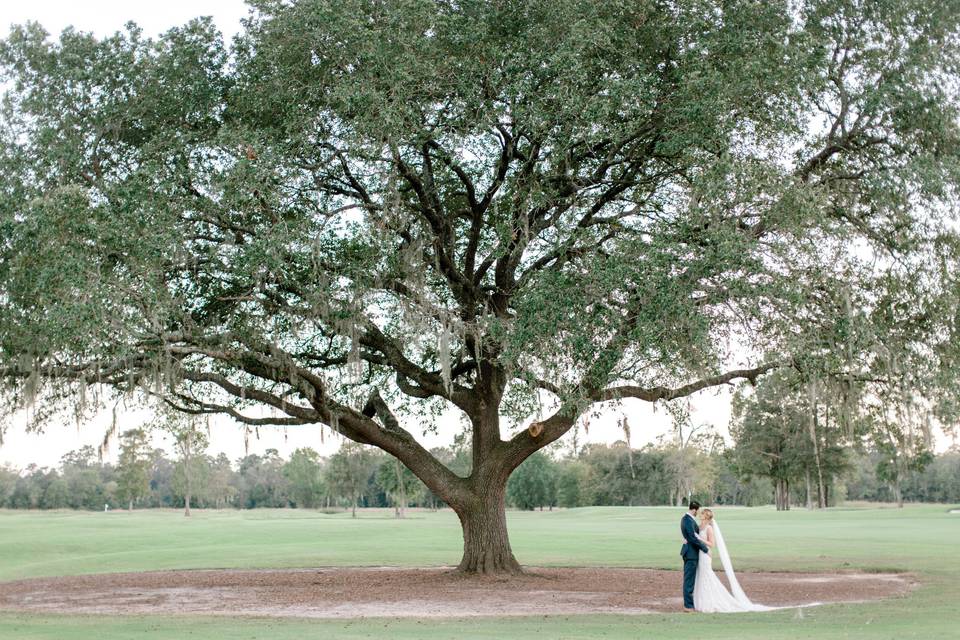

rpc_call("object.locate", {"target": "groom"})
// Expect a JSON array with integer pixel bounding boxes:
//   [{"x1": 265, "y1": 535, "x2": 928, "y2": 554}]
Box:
[{"x1": 680, "y1": 500, "x2": 710, "y2": 612}]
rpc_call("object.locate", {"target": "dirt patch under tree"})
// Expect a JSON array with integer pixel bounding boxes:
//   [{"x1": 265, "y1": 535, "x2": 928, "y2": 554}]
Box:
[{"x1": 0, "y1": 567, "x2": 916, "y2": 618}]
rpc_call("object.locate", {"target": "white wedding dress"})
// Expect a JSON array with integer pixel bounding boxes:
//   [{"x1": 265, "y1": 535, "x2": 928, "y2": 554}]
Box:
[{"x1": 693, "y1": 521, "x2": 774, "y2": 613}]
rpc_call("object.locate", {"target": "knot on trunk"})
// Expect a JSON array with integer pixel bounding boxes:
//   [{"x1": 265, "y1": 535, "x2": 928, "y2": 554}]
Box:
[{"x1": 527, "y1": 421, "x2": 544, "y2": 438}]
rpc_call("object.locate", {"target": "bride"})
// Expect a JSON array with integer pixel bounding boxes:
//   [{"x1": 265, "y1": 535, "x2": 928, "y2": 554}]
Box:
[{"x1": 693, "y1": 508, "x2": 773, "y2": 613}]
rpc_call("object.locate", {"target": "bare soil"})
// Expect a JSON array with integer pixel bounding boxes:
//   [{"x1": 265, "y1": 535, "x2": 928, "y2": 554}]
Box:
[{"x1": 0, "y1": 567, "x2": 916, "y2": 619}]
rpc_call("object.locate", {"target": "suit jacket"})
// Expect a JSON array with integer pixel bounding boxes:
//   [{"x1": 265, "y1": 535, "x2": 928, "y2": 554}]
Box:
[{"x1": 680, "y1": 513, "x2": 709, "y2": 560}]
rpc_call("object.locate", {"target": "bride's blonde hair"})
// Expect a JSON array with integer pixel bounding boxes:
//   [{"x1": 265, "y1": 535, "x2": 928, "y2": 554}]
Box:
[{"x1": 700, "y1": 508, "x2": 714, "y2": 526}]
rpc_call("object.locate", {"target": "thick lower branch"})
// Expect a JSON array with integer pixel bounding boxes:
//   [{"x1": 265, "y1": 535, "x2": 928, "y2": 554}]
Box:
[
  {"x1": 352, "y1": 389, "x2": 470, "y2": 507},
  {"x1": 513, "y1": 360, "x2": 789, "y2": 464}
]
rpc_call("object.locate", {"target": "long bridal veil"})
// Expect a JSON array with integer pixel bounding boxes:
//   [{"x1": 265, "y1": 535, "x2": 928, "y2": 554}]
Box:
[{"x1": 712, "y1": 521, "x2": 774, "y2": 611}]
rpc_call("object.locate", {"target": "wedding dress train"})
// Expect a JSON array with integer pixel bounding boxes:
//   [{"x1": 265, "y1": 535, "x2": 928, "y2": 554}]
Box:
[{"x1": 693, "y1": 521, "x2": 774, "y2": 613}]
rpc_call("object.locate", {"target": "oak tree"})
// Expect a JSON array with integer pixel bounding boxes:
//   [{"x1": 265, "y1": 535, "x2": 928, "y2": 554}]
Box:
[{"x1": 2, "y1": 0, "x2": 960, "y2": 572}]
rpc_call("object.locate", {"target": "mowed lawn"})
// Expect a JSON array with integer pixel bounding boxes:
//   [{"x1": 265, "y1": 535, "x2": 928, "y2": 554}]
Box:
[{"x1": 0, "y1": 504, "x2": 957, "y2": 639}]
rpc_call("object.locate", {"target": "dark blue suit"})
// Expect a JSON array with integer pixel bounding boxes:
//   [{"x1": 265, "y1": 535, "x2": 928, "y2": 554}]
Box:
[{"x1": 680, "y1": 513, "x2": 709, "y2": 609}]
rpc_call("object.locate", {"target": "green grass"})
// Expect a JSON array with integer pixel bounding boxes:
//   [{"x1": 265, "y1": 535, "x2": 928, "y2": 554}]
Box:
[{"x1": 0, "y1": 504, "x2": 958, "y2": 638}]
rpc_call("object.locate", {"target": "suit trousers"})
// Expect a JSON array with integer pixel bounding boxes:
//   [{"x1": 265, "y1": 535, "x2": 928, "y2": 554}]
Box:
[{"x1": 682, "y1": 556, "x2": 698, "y2": 609}]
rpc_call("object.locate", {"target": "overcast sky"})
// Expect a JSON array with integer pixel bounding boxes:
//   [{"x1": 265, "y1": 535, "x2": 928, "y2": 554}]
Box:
[
  {"x1": 0, "y1": 2, "x2": 953, "y2": 469},
  {"x1": 0, "y1": 1, "x2": 250, "y2": 41}
]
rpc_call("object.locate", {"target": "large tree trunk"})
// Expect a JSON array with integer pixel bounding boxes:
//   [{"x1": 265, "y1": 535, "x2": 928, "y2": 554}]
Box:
[
  {"x1": 455, "y1": 479, "x2": 521, "y2": 575},
  {"x1": 446, "y1": 365, "x2": 523, "y2": 575},
  {"x1": 358, "y1": 363, "x2": 550, "y2": 576}
]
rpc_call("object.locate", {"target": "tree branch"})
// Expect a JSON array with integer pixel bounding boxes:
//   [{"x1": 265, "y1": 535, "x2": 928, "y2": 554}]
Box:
[{"x1": 591, "y1": 360, "x2": 789, "y2": 403}]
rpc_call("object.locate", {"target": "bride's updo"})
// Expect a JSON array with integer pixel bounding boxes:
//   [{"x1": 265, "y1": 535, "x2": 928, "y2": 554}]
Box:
[{"x1": 700, "y1": 508, "x2": 714, "y2": 527}]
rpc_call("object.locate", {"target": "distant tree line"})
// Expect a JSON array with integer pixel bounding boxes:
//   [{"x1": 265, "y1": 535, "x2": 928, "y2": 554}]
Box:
[
  {"x1": 0, "y1": 427, "x2": 472, "y2": 514},
  {"x1": 723, "y1": 368, "x2": 958, "y2": 510},
  {"x1": 0, "y1": 428, "x2": 957, "y2": 512},
  {"x1": 505, "y1": 445, "x2": 960, "y2": 510}
]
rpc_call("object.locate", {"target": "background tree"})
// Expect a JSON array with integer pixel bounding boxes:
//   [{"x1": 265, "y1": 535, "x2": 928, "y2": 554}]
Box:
[
  {"x1": 575, "y1": 443, "x2": 650, "y2": 506},
  {"x1": 2, "y1": 0, "x2": 960, "y2": 573},
  {"x1": 659, "y1": 405, "x2": 721, "y2": 506},
  {"x1": 554, "y1": 459, "x2": 590, "y2": 509},
  {"x1": 205, "y1": 452, "x2": 238, "y2": 509},
  {"x1": 0, "y1": 465, "x2": 18, "y2": 506},
  {"x1": 8, "y1": 464, "x2": 51, "y2": 509},
  {"x1": 712, "y1": 455, "x2": 773, "y2": 507},
  {"x1": 163, "y1": 414, "x2": 209, "y2": 516},
  {"x1": 147, "y1": 448, "x2": 175, "y2": 508},
  {"x1": 237, "y1": 449, "x2": 289, "y2": 508},
  {"x1": 730, "y1": 373, "x2": 809, "y2": 511},
  {"x1": 325, "y1": 443, "x2": 378, "y2": 517},
  {"x1": 661, "y1": 444, "x2": 717, "y2": 508},
  {"x1": 116, "y1": 428, "x2": 152, "y2": 511},
  {"x1": 283, "y1": 448, "x2": 325, "y2": 509},
  {"x1": 376, "y1": 455, "x2": 423, "y2": 518},
  {"x1": 903, "y1": 450, "x2": 960, "y2": 503},
  {"x1": 40, "y1": 472, "x2": 69, "y2": 509},
  {"x1": 730, "y1": 370, "x2": 852, "y2": 509},
  {"x1": 59, "y1": 447, "x2": 114, "y2": 510},
  {"x1": 507, "y1": 451, "x2": 557, "y2": 511},
  {"x1": 870, "y1": 411, "x2": 934, "y2": 508}
]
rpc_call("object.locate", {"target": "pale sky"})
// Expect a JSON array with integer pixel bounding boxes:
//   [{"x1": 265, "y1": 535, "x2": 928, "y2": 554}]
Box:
[
  {"x1": 3, "y1": 391, "x2": 736, "y2": 469},
  {"x1": 0, "y1": 2, "x2": 952, "y2": 469},
  {"x1": 0, "y1": 1, "x2": 250, "y2": 41}
]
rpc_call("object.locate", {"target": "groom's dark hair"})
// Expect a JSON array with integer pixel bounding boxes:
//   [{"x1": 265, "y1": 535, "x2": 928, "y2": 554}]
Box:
[{"x1": 688, "y1": 501, "x2": 701, "y2": 511}]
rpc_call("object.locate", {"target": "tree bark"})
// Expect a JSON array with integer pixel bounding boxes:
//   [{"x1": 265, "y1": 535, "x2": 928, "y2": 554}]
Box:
[
  {"x1": 454, "y1": 479, "x2": 521, "y2": 575},
  {"x1": 438, "y1": 365, "x2": 522, "y2": 575}
]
